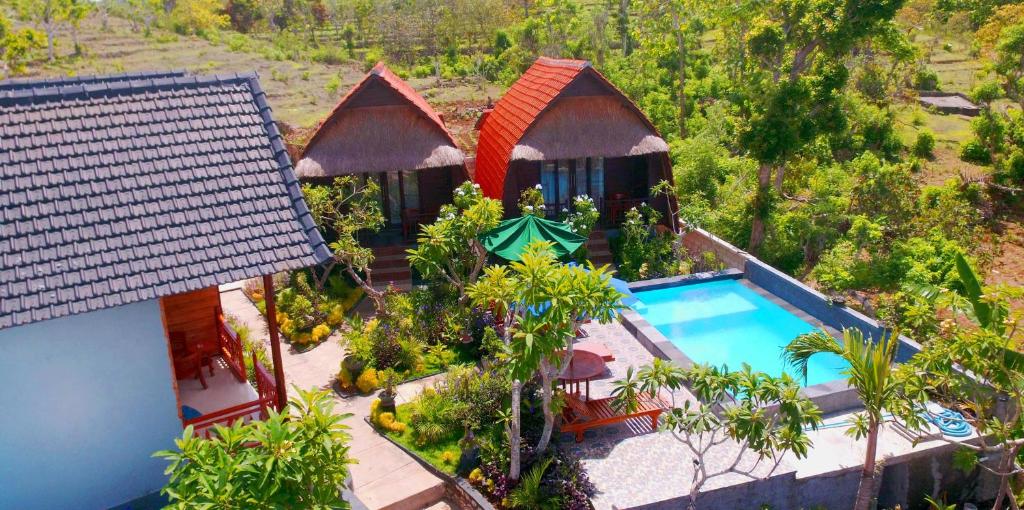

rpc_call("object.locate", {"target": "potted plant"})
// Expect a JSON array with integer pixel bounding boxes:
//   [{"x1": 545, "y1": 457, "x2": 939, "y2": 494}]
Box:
[{"x1": 378, "y1": 368, "x2": 398, "y2": 414}]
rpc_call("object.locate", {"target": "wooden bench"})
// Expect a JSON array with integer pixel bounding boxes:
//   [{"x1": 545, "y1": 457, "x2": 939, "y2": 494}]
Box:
[{"x1": 560, "y1": 392, "x2": 666, "y2": 442}]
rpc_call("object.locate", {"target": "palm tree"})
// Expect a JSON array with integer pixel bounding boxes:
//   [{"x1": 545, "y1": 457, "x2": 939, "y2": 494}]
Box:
[{"x1": 784, "y1": 328, "x2": 901, "y2": 510}]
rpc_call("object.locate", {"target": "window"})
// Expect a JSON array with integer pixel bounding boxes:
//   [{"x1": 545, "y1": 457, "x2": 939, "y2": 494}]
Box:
[
  {"x1": 402, "y1": 171, "x2": 420, "y2": 211},
  {"x1": 556, "y1": 160, "x2": 570, "y2": 206},
  {"x1": 540, "y1": 162, "x2": 557, "y2": 204},
  {"x1": 386, "y1": 171, "x2": 401, "y2": 226},
  {"x1": 575, "y1": 158, "x2": 587, "y2": 196},
  {"x1": 591, "y1": 157, "x2": 605, "y2": 201}
]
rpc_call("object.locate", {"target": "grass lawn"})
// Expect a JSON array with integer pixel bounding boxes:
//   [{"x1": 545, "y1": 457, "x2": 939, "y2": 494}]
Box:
[{"x1": 380, "y1": 403, "x2": 463, "y2": 475}]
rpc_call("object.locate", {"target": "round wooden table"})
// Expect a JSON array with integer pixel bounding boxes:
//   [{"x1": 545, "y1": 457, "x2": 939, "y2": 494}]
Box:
[{"x1": 557, "y1": 349, "x2": 606, "y2": 400}]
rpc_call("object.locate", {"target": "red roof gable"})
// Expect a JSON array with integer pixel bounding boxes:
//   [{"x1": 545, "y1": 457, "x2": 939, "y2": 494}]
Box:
[
  {"x1": 473, "y1": 57, "x2": 661, "y2": 200},
  {"x1": 302, "y1": 62, "x2": 458, "y2": 157},
  {"x1": 474, "y1": 57, "x2": 585, "y2": 199}
]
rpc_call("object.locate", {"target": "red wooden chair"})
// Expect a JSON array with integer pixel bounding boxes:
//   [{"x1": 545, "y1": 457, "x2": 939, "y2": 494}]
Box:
[{"x1": 170, "y1": 331, "x2": 208, "y2": 389}]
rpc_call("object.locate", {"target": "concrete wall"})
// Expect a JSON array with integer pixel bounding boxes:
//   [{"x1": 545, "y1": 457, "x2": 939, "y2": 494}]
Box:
[
  {"x1": 0, "y1": 300, "x2": 181, "y2": 510},
  {"x1": 681, "y1": 228, "x2": 749, "y2": 271}
]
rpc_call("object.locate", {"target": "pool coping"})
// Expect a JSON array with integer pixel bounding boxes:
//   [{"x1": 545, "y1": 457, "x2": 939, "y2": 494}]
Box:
[{"x1": 621, "y1": 270, "x2": 862, "y2": 415}]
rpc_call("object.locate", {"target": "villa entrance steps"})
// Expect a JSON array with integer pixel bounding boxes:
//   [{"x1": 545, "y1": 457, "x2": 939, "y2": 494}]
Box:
[
  {"x1": 369, "y1": 244, "x2": 413, "y2": 291},
  {"x1": 586, "y1": 229, "x2": 614, "y2": 267}
]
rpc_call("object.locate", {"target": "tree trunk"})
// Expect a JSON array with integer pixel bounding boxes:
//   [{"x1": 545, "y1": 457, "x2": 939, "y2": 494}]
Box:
[
  {"x1": 675, "y1": 21, "x2": 688, "y2": 139},
  {"x1": 46, "y1": 30, "x2": 55, "y2": 62},
  {"x1": 509, "y1": 379, "x2": 523, "y2": 480},
  {"x1": 618, "y1": 0, "x2": 631, "y2": 56},
  {"x1": 853, "y1": 421, "x2": 880, "y2": 510},
  {"x1": 536, "y1": 362, "x2": 555, "y2": 454},
  {"x1": 747, "y1": 163, "x2": 774, "y2": 255}
]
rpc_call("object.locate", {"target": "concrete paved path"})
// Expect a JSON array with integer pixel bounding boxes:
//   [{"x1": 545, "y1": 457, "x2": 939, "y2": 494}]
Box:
[{"x1": 219, "y1": 287, "x2": 446, "y2": 510}]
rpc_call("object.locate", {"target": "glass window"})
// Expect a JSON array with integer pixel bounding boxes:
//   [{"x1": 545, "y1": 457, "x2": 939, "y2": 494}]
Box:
[
  {"x1": 591, "y1": 157, "x2": 605, "y2": 200},
  {"x1": 386, "y1": 171, "x2": 401, "y2": 226},
  {"x1": 402, "y1": 171, "x2": 420, "y2": 211},
  {"x1": 557, "y1": 160, "x2": 570, "y2": 206},
  {"x1": 575, "y1": 158, "x2": 587, "y2": 197},
  {"x1": 541, "y1": 162, "x2": 557, "y2": 204}
]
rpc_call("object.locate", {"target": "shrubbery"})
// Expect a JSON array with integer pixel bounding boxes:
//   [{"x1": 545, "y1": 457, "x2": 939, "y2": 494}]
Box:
[
  {"x1": 611, "y1": 205, "x2": 682, "y2": 281},
  {"x1": 914, "y1": 130, "x2": 935, "y2": 158}
]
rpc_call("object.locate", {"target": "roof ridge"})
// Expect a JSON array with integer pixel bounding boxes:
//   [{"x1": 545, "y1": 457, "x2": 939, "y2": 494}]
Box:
[
  {"x1": 0, "y1": 71, "x2": 258, "y2": 106},
  {"x1": 0, "y1": 70, "x2": 191, "y2": 91}
]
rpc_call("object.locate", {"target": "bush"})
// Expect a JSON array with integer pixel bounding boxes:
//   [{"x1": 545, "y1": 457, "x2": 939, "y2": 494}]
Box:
[
  {"x1": 155, "y1": 390, "x2": 352, "y2": 508},
  {"x1": 337, "y1": 363, "x2": 354, "y2": 391},
  {"x1": 356, "y1": 367, "x2": 379, "y2": 394},
  {"x1": 325, "y1": 74, "x2": 342, "y2": 95},
  {"x1": 914, "y1": 130, "x2": 936, "y2": 158},
  {"x1": 959, "y1": 139, "x2": 991, "y2": 164},
  {"x1": 611, "y1": 205, "x2": 681, "y2": 281},
  {"x1": 913, "y1": 68, "x2": 940, "y2": 91}
]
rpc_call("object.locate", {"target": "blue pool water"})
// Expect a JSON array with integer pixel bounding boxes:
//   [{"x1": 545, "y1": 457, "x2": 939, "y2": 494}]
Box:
[{"x1": 632, "y1": 279, "x2": 849, "y2": 387}]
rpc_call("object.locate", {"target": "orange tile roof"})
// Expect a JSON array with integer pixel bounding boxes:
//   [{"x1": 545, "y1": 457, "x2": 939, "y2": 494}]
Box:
[{"x1": 474, "y1": 57, "x2": 586, "y2": 199}]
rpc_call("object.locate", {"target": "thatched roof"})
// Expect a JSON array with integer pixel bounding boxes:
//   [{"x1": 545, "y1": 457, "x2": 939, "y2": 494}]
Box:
[
  {"x1": 511, "y1": 95, "x2": 669, "y2": 161},
  {"x1": 474, "y1": 57, "x2": 668, "y2": 200},
  {"x1": 296, "y1": 63, "x2": 466, "y2": 177}
]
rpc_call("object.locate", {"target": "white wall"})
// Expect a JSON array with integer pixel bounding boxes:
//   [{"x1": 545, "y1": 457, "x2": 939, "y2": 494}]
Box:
[{"x1": 0, "y1": 299, "x2": 181, "y2": 509}]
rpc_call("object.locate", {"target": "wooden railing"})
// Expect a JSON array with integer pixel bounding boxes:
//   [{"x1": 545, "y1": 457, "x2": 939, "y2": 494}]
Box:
[
  {"x1": 215, "y1": 306, "x2": 246, "y2": 383},
  {"x1": 253, "y1": 352, "x2": 279, "y2": 420},
  {"x1": 184, "y1": 398, "x2": 269, "y2": 438},
  {"x1": 181, "y1": 310, "x2": 279, "y2": 437}
]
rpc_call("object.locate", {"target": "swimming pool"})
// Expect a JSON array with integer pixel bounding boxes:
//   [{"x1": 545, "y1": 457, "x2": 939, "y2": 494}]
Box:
[{"x1": 631, "y1": 279, "x2": 849, "y2": 386}]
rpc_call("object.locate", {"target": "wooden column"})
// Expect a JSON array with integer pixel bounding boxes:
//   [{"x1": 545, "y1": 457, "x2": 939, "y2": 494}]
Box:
[{"x1": 263, "y1": 274, "x2": 288, "y2": 411}]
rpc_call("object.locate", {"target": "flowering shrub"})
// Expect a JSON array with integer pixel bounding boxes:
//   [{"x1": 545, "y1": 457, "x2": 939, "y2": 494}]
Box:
[
  {"x1": 518, "y1": 186, "x2": 545, "y2": 217},
  {"x1": 355, "y1": 367, "x2": 379, "y2": 393},
  {"x1": 561, "y1": 195, "x2": 599, "y2": 238},
  {"x1": 611, "y1": 205, "x2": 682, "y2": 281}
]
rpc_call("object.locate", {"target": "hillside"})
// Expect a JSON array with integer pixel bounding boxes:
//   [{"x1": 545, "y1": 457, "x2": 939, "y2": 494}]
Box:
[{"x1": 12, "y1": 14, "x2": 501, "y2": 148}]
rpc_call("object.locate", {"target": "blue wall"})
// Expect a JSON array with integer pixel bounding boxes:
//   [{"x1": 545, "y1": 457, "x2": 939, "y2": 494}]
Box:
[{"x1": 0, "y1": 300, "x2": 182, "y2": 510}]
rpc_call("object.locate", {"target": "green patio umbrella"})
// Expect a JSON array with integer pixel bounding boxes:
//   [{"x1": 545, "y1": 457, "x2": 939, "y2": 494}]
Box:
[{"x1": 479, "y1": 215, "x2": 587, "y2": 261}]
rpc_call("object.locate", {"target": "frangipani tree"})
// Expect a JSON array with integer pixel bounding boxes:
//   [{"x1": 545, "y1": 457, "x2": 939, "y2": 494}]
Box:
[
  {"x1": 407, "y1": 182, "x2": 502, "y2": 304},
  {"x1": 466, "y1": 241, "x2": 622, "y2": 479},
  {"x1": 785, "y1": 328, "x2": 903, "y2": 510},
  {"x1": 303, "y1": 176, "x2": 386, "y2": 311},
  {"x1": 612, "y1": 359, "x2": 821, "y2": 509}
]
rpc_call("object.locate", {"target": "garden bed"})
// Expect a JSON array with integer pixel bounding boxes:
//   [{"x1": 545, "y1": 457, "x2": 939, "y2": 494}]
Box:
[{"x1": 243, "y1": 270, "x2": 364, "y2": 350}]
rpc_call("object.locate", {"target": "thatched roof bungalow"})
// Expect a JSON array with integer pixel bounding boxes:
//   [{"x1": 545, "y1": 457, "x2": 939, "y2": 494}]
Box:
[
  {"x1": 475, "y1": 57, "x2": 673, "y2": 225},
  {"x1": 297, "y1": 63, "x2": 468, "y2": 240}
]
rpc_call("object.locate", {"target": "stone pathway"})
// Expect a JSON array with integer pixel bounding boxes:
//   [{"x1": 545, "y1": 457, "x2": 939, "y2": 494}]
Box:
[{"x1": 219, "y1": 287, "x2": 446, "y2": 510}]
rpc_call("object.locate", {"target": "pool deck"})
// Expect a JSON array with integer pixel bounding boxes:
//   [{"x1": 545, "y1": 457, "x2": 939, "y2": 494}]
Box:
[{"x1": 569, "y1": 319, "x2": 977, "y2": 510}]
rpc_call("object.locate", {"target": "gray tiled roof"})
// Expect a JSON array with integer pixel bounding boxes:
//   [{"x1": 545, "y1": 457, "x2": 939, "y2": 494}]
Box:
[
  {"x1": 0, "y1": 70, "x2": 189, "y2": 92},
  {"x1": 0, "y1": 71, "x2": 332, "y2": 329}
]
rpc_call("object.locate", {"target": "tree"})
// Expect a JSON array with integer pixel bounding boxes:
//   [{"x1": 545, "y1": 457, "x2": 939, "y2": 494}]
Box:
[
  {"x1": 67, "y1": 0, "x2": 91, "y2": 56},
  {"x1": 15, "y1": 0, "x2": 72, "y2": 62},
  {"x1": 894, "y1": 290, "x2": 1024, "y2": 510},
  {"x1": 407, "y1": 182, "x2": 502, "y2": 304},
  {"x1": 0, "y1": 12, "x2": 44, "y2": 76},
  {"x1": 633, "y1": 0, "x2": 708, "y2": 139},
  {"x1": 466, "y1": 241, "x2": 621, "y2": 478},
  {"x1": 125, "y1": 0, "x2": 162, "y2": 34},
  {"x1": 993, "y1": 22, "x2": 1024, "y2": 110},
  {"x1": 612, "y1": 359, "x2": 822, "y2": 509},
  {"x1": 732, "y1": 0, "x2": 905, "y2": 254},
  {"x1": 303, "y1": 176, "x2": 386, "y2": 312},
  {"x1": 155, "y1": 388, "x2": 353, "y2": 509},
  {"x1": 899, "y1": 253, "x2": 1024, "y2": 509},
  {"x1": 784, "y1": 328, "x2": 903, "y2": 510}
]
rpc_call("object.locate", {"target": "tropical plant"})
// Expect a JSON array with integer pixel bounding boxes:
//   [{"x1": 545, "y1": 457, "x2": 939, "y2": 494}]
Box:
[
  {"x1": 897, "y1": 254, "x2": 1024, "y2": 510},
  {"x1": 517, "y1": 185, "x2": 546, "y2": 217},
  {"x1": 466, "y1": 241, "x2": 622, "y2": 478},
  {"x1": 784, "y1": 328, "x2": 902, "y2": 510},
  {"x1": 407, "y1": 181, "x2": 502, "y2": 304},
  {"x1": 612, "y1": 359, "x2": 821, "y2": 509},
  {"x1": 155, "y1": 388, "x2": 353, "y2": 509},
  {"x1": 304, "y1": 176, "x2": 386, "y2": 311},
  {"x1": 505, "y1": 456, "x2": 561, "y2": 509}
]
